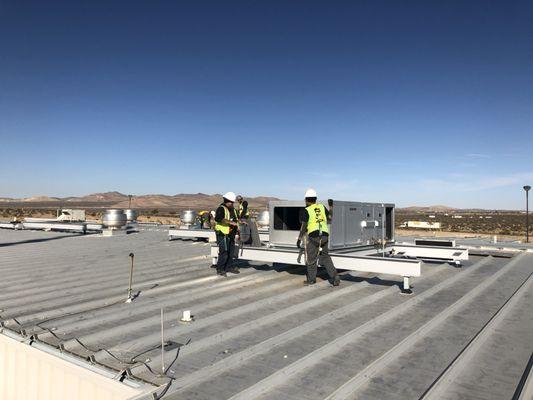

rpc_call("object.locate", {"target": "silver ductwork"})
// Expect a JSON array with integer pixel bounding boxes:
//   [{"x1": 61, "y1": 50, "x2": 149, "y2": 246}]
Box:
[
  {"x1": 102, "y1": 209, "x2": 127, "y2": 228},
  {"x1": 256, "y1": 211, "x2": 270, "y2": 229},
  {"x1": 124, "y1": 209, "x2": 137, "y2": 222},
  {"x1": 180, "y1": 210, "x2": 197, "y2": 225}
]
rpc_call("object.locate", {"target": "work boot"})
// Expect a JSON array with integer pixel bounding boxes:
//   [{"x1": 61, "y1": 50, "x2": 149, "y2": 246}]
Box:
[
  {"x1": 217, "y1": 270, "x2": 227, "y2": 277},
  {"x1": 228, "y1": 268, "x2": 240, "y2": 274},
  {"x1": 303, "y1": 280, "x2": 316, "y2": 286},
  {"x1": 332, "y1": 277, "x2": 340, "y2": 286}
]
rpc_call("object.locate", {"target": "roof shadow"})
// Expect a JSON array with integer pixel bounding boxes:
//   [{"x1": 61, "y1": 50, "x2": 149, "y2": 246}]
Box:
[
  {"x1": 340, "y1": 274, "x2": 402, "y2": 289},
  {"x1": 236, "y1": 260, "x2": 397, "y2": 287},
  {"x1": 0, "y1": 233, "x2": 89, "y2": 248}
]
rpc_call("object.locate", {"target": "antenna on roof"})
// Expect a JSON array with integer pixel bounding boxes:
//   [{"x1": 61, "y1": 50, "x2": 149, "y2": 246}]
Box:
[
  {"x1": 126, "y1": 253, "x2": 134, "y2": 303},
  {"x1": 161, "y1": 308, "x2": 165, "y2": 373}
]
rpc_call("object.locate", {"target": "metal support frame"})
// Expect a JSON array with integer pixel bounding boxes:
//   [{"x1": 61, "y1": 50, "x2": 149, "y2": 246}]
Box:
[
  {"x1": 1, "y1": 221, "x2": 104, "y2": 233},
  {"x1": 0, "y1": 222, "x2": 23, "y2": 230},
  {"x1": 209, "y1": 239, "x2": 471, "y2": 293},
  {"x1": 391, "y1": 244, "x2": 468, "y2": 266},
  {"x1": 210, "y1": 244, "x2": 421, "y2": 281},
  {"x1": 21, "y1": 221, "x2": 89, "y2": 233},
  {"x1": 169, "y1": 228, "x2": 269, "y2": 243},
  {"x1": 414, "y1": 239, "x2": 456, "y2": 247},
  {"x1": 169, "y1": 228, "x2": 216, "y2": 242}
]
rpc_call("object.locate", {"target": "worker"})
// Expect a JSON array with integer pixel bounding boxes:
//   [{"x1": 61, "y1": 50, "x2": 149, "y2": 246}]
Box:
[
  {"x1": 236, "y1": 195, "x2": 250, "y2": 221},
  {"x1": 208, "y1": 210, "x2": 216, "y2": 229},
  {"x1": 198, "y1": 210, "x2": 209, "y2": 229},
  {"x1": 296, "y1": 189, "x2": 340, "y2": 286},
  {"x1": 214, "y1": 192, "x2": 240, "y2": 276}
]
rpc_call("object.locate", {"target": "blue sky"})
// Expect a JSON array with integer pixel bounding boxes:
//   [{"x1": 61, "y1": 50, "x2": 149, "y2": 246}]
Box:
[{"x1": 1, "y1": 1, "x2": 532, "y2": 209}]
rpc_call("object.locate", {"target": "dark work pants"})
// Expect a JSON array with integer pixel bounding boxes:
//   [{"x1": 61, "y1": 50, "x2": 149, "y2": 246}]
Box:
[
  {"x1": 305, "y1": 235, "x2": 338, "y2": 282},
  {"x1": 216, "y1": 232, "x2": 235, "y2": 272}
]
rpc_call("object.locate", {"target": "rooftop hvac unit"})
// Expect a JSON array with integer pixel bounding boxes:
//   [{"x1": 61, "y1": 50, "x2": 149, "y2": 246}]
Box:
[
  {"x1": 56, "y1": 209, "x2": 86, "y2": 222},
  {"x1": 268, "y1": 200, "x2": 394, "y2": 250}
]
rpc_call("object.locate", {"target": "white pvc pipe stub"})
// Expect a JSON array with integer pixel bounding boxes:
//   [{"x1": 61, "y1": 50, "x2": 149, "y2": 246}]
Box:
[
  {"x1": 401, "y1": 276, "x2": 413, "y2": 295},
  {"x1": 180, "y1": 310, "x2": 193, "y2": 322}
]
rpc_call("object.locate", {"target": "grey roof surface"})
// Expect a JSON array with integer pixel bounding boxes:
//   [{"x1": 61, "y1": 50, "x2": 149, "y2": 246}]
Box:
[{"x1": 0, "y1": 228, "x2": 532, "y2": 400}]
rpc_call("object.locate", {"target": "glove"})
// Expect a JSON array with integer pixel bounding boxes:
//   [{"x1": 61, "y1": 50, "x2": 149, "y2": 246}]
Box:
[
  {"x1": 328, "y1": 199, "x2": 334, "y2": 207},
  {"x1": 296, "y1": 239, "x2": 302, "y2": 249}
]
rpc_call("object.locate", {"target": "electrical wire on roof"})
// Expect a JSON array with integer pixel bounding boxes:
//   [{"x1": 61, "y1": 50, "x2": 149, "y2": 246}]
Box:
[
  {"x1": 74, "y1": 337, "x2": 139, "y2": 365},
  {"x1": 130, "y1": 343, "x2": 167, "y2": 363},
  {"x1": 28, "y1": 324, "x2": 188, "y2": 396},
  {"x1": 39, "y1": 323, "x2": 191, "y2": 382},
  {"x1": 140, "y1": 337, "x2": 191, "y2": 399},
  {"x1": 152, "y1": 379, "x2": 173, "y2": 399},
  {"x1": 164, "y1": 338, "x2": 191, "y2": 375},
  {"x1": 31, "y1": 326, "x2": 138, "y2": 367}
]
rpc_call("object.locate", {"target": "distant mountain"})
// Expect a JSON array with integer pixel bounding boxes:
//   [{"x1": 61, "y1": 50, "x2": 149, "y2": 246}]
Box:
[
  {"x1": 25, "y1": 196, "x2": 62, "y2": 202},
  {"x1": 0, "y1": 191, "x2": 278, "y2": 210},
  {"x1": 64, "y1": 191, "x2": 128, "y2": 203},
  {"x1": 0, "y1": 194, "x2": 516, "y2": 212}
]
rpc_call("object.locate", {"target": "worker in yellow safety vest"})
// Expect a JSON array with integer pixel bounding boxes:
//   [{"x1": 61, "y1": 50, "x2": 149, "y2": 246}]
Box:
[
  {"x1": 235, "y1": 195, "x2": 250, "y2": 220},
  {"x1": 296, "y1": 189, "x2": 340, "y2": 286},
  {"x1": 198, "y1": 210, "x2": 210, "y2": 229},
  {"x1": 208, "y1": 210, "x2": 216, "y2": 229},
  {"x1": 214, "y1": 192, "x2": 240, "y2": 276}
]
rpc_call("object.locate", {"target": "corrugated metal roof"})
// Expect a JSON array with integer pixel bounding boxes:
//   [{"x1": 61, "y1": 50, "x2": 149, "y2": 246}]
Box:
[{"x1": 0, "y1": 228, "x2": 532, "y2": 399}]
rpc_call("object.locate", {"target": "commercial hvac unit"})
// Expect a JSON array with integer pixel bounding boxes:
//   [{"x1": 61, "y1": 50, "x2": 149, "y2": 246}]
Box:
[
  {"x1": 56, "y1": 209, "x2": 86, "y2": 222},
  {"x1": 268, "y1": 200, "x2": 395, "y2": 250}
]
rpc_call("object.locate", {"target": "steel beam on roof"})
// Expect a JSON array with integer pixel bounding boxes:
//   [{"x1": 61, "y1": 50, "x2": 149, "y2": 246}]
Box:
[
  {"x1": 169, "y1": 228, "x2": 215, "y2": 241},
  {"x1": 211, "y1": 245, "x2": 421, "y2": 279},
  {"x1": 169, "y1": 228, "x2": 269, "y2": 242},
  {"x1": 391, "y1": 244, "x2": 469, "y2": 262}
]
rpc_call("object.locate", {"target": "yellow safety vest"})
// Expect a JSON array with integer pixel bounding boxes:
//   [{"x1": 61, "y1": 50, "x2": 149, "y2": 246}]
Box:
[
  {"x1": 306, "y1": 203, "x2": 329, "y2": 235},
  {"x1": 214, "y1": 205, "x2": 238, "y2": 235},
  {"x1": 237, "y1": 203, "x2": 250, "y2": 218}
]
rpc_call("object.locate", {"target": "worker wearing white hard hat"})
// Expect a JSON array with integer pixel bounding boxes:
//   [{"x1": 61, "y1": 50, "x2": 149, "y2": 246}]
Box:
[
  {"x1": 213, "y1": 192, "x2": 240, "y2": 276},
  {"x1": 297, "y1": 189, "x2": 340, "y2": 286},
  {"x1": 304, "y1": 188, "x2": 317, "y2": 198},
  {"x1": 223, "y1": 191, "x2": 236, "y2": 202}
]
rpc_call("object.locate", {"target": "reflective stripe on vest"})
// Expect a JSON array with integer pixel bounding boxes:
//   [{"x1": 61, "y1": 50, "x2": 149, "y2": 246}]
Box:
[
  {"x1": 306, "y1": 203, "x2": 329, "y2": 235},
  {"x1": 214, "y1": 205, "x2": 238, "y2": 235}
]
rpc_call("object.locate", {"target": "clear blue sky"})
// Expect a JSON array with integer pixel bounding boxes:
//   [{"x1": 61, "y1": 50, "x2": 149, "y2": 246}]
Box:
[{"x1": 1, "y1": 1, "x2": 532, "y2": 209}]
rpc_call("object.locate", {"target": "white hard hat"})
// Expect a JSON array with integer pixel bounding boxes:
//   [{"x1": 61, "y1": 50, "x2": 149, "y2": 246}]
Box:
[
  {"x1": 304, "y1": 188, "x2": 317, "y2": 198},
  {"x1": 223, "y1": 192, "x2": 237, "y2": 202}
]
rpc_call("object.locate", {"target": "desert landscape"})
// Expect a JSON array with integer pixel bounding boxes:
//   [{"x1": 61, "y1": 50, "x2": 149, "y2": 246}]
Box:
[
  {"x1": 0, "y1": 192, "x2": 277, "y2": 225},
  {"x1": 395, "y1": 208, "x2": 529, "y2": 240},
  {"x1": 0, "y1": 192, "x2": 530, "y2": 239}
]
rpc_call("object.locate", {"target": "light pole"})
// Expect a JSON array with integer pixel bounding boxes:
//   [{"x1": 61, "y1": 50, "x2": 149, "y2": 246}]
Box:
[
  {"x1": 128, "y1": 194, "x2": 133, "y2": 209},
  {"x1": 524, "y1": 185, "x2": 531, "y2": 243}
]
